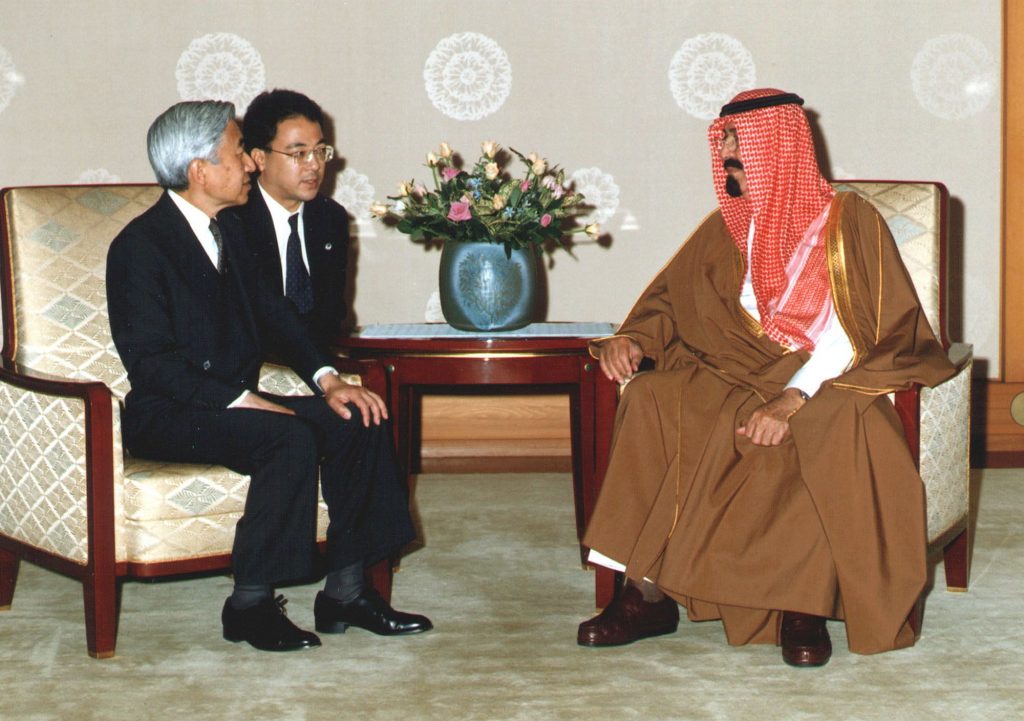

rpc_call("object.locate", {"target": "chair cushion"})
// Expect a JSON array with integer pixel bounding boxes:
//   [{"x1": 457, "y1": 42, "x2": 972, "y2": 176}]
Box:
[{"x1": 833, "y1": 182, "x2": 942, "y2": 339}]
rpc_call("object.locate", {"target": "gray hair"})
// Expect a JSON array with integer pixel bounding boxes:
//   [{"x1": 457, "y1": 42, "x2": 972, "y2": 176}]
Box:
[{"x1": 146, "y1": 100, "x2": 236, "y2": 190}]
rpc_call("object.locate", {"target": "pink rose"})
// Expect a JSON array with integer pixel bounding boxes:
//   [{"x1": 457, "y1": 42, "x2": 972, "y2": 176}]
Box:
[
  {"x1": 447, "y1": 201, "x2": 472, "y2": 222},
  {"x1": 540, "y1": 214, "x2": 552, "y2": 227},
  {"x1": 520, "y1": 180, "x2": 530, "y2": 192},
  {"x1": 442, "y1": 167, "x2": 463, "y2": 182}
]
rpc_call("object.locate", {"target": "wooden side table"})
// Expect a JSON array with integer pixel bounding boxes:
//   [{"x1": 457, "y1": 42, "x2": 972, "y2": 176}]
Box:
[{"x1": 340, "y1": 323, "x2": 619, "y2": 606}]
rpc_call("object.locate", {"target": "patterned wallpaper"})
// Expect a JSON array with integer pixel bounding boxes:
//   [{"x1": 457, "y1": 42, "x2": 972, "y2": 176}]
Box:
[{"x1": 0, "y1": 1, "x2": 1001, "y2": 374}]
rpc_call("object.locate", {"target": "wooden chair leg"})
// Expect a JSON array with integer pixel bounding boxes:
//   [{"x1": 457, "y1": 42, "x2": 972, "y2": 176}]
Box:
[
  {"x1": 943, "y1": 526, "x2": 971, "y2": 592},
  {"x1": 82, "y1": 571, "x2": 120, "y2": 659},
  {"x1": 0, "y1": 547, "x2": 19, "y2": 610},
  {"x1": 366, "y1": 557, "x2": 394, "y2": 603}
]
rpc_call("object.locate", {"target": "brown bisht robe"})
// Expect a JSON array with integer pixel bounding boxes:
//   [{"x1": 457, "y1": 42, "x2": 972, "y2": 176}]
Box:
[{"x1": 584, "y1": 192, "x2": 955, "y2": 654}]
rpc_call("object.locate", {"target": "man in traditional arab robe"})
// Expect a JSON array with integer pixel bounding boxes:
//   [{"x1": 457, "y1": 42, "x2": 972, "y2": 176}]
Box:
[{"x1": 577, "y1": 88, "x2": 955, "y2": 667}]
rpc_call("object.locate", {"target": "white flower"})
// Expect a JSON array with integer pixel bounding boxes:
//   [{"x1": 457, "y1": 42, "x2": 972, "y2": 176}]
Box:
[
  {"x1": 176, "y1": 33, "x2": 266, "y2": 112},
  {"x1": 423, "y1": 32, "x2": 512, "y2": 121},
  {"x1": 668, "y1": 33, "x2": 756, "y2": 120},
  {"x1": 424, "y1": 290, "x2": 445, "y2": 323},
  {"x1": 0, "y1": 44, "x2": 26, "y2": 114},
  {"x1": 912, "y1": 33, "x2": 996, "y2": 120},
  {"x1": 393, "y1": 200, "x2": 407, "y2": 214},
  {"x1": 76, "y1": 168, "x2": 122, "y2": 184},
  {"x1": 333, "y1": 168, "x2": 378, "y2": 220},
  {"x1": 570, "y1": 167, "x2": 621, "y2": 224}
]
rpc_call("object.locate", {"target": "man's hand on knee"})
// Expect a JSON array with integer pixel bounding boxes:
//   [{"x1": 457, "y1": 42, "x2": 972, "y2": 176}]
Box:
[
  {"x1": 596, "y1": 336, "x2": 644, "y2": 383},
  {"x1": 320, "y1": 375, "x2": 387, "y2": 426},
  {"x1": 736, "y1": 387, "x2": 806, "y2": 446}
]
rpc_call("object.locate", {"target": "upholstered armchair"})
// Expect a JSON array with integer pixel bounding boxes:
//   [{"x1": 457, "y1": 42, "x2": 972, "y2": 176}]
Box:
[
  {"x1": 0, "y1": 184, "x2": 386, "y2": 658},
  {"x1": 591, "y1": 181, "x2": 973, "y2": 622}
]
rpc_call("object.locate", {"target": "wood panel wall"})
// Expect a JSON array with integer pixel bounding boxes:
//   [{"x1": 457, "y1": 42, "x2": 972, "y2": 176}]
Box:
[
  {"x1": 981, "y1": 1, "x2": 1024, "y2": 466},
  {"x1": 420, "y1": 394, "x2": 571, "y2": 473}
]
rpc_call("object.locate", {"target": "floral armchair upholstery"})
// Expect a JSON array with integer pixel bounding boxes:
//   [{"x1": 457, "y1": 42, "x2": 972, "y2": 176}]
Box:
[
  {"x1": 591, "y1": 181, "x2": 973, "y2": 614},
  {"x1": 0, "y1": 184, "x2": 384, "y2": 658}
]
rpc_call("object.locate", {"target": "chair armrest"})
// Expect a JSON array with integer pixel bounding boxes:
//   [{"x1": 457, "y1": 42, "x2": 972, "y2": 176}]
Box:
[
  {"x1": 331, "y1": 356, "x2": 387, "y2": 399},
  {"x1": 891, "y1": 344, "x2": 972, "y2": 469},
  {"x1": 0, "y1": 358, "x2": 116, "y2": 566},
  {"x1": 0, "y1": 356, "x2": 114, "y2": 422}
]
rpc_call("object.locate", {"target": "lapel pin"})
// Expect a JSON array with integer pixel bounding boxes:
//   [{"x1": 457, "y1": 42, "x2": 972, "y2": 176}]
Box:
[{"x1": 325, "y1": 243, "x2": 333, "y2": 250}]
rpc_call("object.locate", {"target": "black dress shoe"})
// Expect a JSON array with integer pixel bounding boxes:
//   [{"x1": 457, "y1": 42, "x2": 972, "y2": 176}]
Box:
[
  {"x1": 780, "y1": 611, "x2": 832, "y2": 667},
  {"x1": 314, "y1": 589, "x2": 433, "y2": 635},
  {"x1": 222, "y1": 595, "x2": 321, "y2": 652}
]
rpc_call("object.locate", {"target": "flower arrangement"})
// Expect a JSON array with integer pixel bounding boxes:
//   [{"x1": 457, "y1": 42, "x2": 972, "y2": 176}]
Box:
[{"x1": 372, "y1": 141, "x2": 599, "y2": 256}]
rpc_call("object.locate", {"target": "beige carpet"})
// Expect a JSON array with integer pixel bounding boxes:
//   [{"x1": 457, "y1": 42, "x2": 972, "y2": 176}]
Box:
[{"x1": 2, "y1": 469, "x2": 1022, "y2": 721}]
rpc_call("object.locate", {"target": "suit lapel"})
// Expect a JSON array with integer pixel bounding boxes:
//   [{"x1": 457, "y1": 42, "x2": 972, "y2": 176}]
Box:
[
  {"x1": 154, "y1": 193, "x2": 221, "y2": 290},
  {"x1": 249, "y1": 187, "x2": 286, "y2": 294},
  {"x1": 302, "y1": 199, "x2": 330, "y2": 289},
  {"x1": 216, "y1": 212, "x2": 261, "y2": 343}
]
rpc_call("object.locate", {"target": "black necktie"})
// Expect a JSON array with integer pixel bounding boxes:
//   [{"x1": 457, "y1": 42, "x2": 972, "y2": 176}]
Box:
[
  {"x1": 208, "y1": 219, "x2": 225, "y2": 274},
  {"x1": 285, "y1": 213, "x2": 314, "y2": 314}
]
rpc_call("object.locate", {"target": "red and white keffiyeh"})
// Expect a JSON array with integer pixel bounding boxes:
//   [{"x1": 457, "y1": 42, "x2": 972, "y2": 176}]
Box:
[{"x1": 707, "y1": 88, "x2": 836, "y2": 351}]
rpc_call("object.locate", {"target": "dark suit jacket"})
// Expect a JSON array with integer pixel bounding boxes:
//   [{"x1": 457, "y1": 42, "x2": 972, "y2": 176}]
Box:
[
  {"x1": 106, "y1": 191, "x2": 330, "y2": 436},
  {"x1": 236, "y1": 187, "x2": 349, "y2": 350}
]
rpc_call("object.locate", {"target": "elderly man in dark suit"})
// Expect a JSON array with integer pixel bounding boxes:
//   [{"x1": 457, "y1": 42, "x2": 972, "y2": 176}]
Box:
[
  {"x1": 106, "y1": 100, "x2": 432, "y2": 652},
  {"x1": 237, "y1": 89, "x2": 349, "y2": 351}
]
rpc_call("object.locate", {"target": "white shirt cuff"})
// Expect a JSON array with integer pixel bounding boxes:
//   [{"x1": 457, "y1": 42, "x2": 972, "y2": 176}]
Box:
[
  {"x1": 785, "y1": 312, "x2": 854, "y2": 398},
  {"x1": 313, "y1": 366, "x2": 339, "y2": 392}
]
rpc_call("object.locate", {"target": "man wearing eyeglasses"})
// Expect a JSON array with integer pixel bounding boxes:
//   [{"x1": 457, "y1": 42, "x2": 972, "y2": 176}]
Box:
[
  {"x1": 107, "y1": 100, "x2": 432, "y2": 654},
  {"x1": 237, "y1": 89, "x2": 348, "y2": 351}
]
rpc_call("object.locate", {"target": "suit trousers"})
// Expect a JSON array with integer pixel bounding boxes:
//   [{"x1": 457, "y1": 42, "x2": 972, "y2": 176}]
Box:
[{"x1": 124, "y1": 394, "x2": 415, "y2": 585}]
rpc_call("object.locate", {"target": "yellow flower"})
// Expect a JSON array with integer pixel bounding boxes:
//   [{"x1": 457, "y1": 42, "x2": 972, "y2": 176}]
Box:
[
  {"x1": 585, "y1": 223, "x2": 600, "y2": 238},
  {"x1": 427, "y1": 152, "x2": 439, "y2": 166},
  {"x1": 485, "y1": 162, "x2": 500, "y2": 180},
  {"x1": 397, "y1": 181, "x2": 412, "y2": 197},
  {"x1": 531, "y1": 157, "x2": 547, "y2": 175},
  {"x1": 481, "y1": 140, "x2": 499, "y2": 158},
  {"x1": 370, "y1": 202, "x2": 390, "y2": 218},
  {"x1": 439, "y1": 141, "x2": 453, "y2": 158},
  {"x1": 492, "y1": 194, "x2": 505, "y2": 210}
]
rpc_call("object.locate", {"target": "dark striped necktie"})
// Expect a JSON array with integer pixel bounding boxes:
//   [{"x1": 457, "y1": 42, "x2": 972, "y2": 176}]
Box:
[{"x1": 208, "y1": 219, "x2": 226, "y2": 275}]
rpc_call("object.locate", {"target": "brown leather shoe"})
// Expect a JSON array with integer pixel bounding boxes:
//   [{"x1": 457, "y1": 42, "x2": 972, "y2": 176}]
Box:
[
  {"x1": 577, "y1": 584, "x2": 679, "y2": 647},
  {"x1": 780, "y1": 611, "x2": 832, "y2": 667}
]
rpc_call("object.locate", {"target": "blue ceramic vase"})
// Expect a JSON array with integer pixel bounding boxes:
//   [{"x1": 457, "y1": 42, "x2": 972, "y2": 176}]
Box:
[{"x1": 438, "y1": 240, "x2": 540, "y2": 332}]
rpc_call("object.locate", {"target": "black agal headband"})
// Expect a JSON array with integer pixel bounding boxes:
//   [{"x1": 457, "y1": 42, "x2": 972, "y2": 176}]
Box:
[{"x1": 719, "y1": 92, "x2": 804, "y2": 117}]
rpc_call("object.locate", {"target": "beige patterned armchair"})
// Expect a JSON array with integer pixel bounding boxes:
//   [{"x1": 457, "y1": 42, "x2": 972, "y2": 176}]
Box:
[
  {"x1": 591, "y1": 181, "x2": 973, "y2": 621},
  {"x1": 0, "y1": 185, "x2": 386, "y2": 658},
  {"x1": 833, "y1": 181, "x2": 973, "y2": 602}
]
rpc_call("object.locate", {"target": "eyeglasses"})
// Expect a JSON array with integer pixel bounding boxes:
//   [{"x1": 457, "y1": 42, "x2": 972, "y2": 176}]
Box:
[{"x1": 265, "y1": 145, "x2": 335, "y2": 165}]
